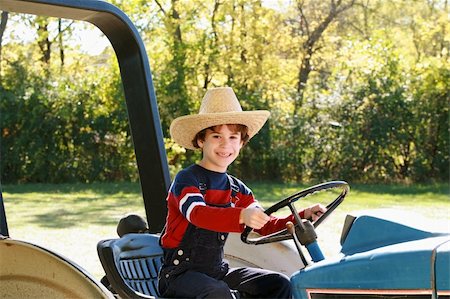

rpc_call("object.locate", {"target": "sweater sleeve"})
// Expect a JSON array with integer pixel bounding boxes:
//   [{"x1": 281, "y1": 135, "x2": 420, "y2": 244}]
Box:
[{"x1": 189, "y1": 205, "x2": 244, "y2": 232}]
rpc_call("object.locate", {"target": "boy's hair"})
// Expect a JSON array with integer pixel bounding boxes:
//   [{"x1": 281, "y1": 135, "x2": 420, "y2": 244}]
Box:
[{"x1": 192, "y1": 124, "x2": 249, "y2": 149}]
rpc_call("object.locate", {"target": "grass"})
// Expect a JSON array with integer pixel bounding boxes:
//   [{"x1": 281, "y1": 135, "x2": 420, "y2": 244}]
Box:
[{"x1": 2, "y1": 181, "x2": 449, "y2": 280}]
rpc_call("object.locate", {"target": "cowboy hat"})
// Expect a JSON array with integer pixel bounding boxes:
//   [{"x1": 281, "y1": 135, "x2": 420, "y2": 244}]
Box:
[{"x1": 170, "y1": 87, "x2": 270, "y2": 150}]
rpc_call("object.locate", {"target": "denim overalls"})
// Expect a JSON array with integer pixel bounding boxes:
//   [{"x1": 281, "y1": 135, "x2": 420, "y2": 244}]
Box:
[{"x1": 159, "y1": 221, "x2": 230, "y2": 282}]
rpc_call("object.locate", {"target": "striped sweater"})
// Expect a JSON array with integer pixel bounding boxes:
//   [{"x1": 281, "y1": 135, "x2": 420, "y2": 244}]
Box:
[{"x1": 160, "y1": 164, "x2": 302, "y2": 249}]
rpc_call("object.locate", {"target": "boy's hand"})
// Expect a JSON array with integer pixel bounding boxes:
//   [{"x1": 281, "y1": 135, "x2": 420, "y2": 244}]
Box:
[
  {"x1": 303, "y1": 204, "x2": 327, "y2": 221},
  {"x1": 239, "y1": 207, "x2": 270, "y2": 229}
]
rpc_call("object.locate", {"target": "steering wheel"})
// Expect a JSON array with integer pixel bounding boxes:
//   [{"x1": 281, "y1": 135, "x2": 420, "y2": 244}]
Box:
[{"x1": 241, "y1": 181, "x2": 349, "y2": 263}]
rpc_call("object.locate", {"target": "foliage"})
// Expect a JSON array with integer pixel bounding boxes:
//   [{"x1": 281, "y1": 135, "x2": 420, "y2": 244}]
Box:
[
  {"x1": 409, "y1": 63, "x2": 449, "y2": 181},
  {"x1": 1, "y1": 45, "x2": 136, "y2": 183},
  {"x1": 0, "y1": 0, "x2": 448, "y2": 184}
]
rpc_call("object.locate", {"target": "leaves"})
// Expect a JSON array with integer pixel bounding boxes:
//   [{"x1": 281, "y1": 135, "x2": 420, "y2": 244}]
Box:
[{"x1": 0, "y1": 0, "x2": 448, "y2": 183}]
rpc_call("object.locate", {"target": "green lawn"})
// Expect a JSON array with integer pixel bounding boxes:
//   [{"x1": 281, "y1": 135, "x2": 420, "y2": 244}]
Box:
[{"x1": 2, "y1": 182, "x2": 449, "y2": 280}]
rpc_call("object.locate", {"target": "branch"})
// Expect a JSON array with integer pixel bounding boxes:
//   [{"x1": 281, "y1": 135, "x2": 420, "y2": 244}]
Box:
[
  {"x1": 0, "y1": 11, "x2": 8, "y2": 42},
  {"x1": 306, "y1": 0, "x2": 355, "y2": 50},
  {"x1": 154, "y1": 0, "x2": 167, "y2": 16},
  {"x1": 296, "y1": 0, "x2": 310, "y2": 37},
  {"x1": 58, "y1": 19, "x2": 75, "y2": 34}
]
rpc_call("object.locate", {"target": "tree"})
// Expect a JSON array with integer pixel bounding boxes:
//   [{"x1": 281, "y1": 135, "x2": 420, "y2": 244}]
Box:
[
  {"x1": 1, "y1": 0, "x2": 448, "y2": 183},
  {"x1": 153, "y1": 0, "x2": 191, "y2": 132},
  {"x1": 289, "y1": 0, "x2": 355, "y2": 115}
]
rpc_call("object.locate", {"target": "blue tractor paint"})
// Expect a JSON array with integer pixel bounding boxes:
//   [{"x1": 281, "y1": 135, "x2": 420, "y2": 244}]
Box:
[
  {"x1": 306, "y1": 241, "x2": 325, "y2": 262},
  {"x1": 435, "y1": 241, "x2": 450, "y2": 292},
  {"x1": 291, "y1": 215, "x2": 450, "y2": 299},
  {"x1": 340, "y1": 215, "x2": 447, "y2": 255}
]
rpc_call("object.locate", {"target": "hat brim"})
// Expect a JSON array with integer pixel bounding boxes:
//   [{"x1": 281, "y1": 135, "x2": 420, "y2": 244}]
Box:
[{"x1": 170, "y1": 110, "x2": 270, "y2": 150}]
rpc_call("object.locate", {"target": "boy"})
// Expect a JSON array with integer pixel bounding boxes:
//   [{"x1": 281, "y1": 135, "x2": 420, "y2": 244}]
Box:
[{"x1": 158, "y1": 87, "x2": 326, "y2": 298}]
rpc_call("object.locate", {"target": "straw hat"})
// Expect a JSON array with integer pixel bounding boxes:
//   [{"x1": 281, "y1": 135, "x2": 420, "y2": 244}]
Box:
[{"x1": 170, "y1": 87, "x2": 270, "y2": 150}]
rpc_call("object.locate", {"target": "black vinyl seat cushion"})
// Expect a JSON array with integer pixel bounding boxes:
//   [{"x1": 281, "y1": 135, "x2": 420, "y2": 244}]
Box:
[{"x1": 97, "y1": 233, "x2": 163, "y2": 299}]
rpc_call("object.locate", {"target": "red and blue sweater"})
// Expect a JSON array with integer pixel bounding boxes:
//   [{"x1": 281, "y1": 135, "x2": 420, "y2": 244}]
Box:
[{"x1": 160, "y1": 164, "x2": 303, "y2": 249}]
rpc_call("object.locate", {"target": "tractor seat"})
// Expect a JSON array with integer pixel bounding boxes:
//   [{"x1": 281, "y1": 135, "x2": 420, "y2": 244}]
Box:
[{"x1": 97, "y1": 233, "x2": 163, "y2": 299}]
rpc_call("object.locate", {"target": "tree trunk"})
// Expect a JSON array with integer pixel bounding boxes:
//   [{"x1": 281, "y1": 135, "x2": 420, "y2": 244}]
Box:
[
  {"x1": 58, "y1": 18, "x2": 65, "y2": 71},
  {"x1": 0, "y1": 11, "x2": 8, "y2": 81},
  {"x1": 203, "y1": 0, "x2": 221, "y2": 89},
  {"x1": 294, "y1": 0, "x2": 355, "y2": 116},
  {"x1": 36, "y1": 18, "x2": 52, "y2": 64}
]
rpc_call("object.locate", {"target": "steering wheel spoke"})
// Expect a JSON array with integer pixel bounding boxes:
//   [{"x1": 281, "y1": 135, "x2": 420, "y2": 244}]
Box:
[
  {"x1": 241, "y1": 228, "x2": 292, "y2": 245},
  {"x1": 241, "y1": 181, "x2": 349, "y2": 264}
]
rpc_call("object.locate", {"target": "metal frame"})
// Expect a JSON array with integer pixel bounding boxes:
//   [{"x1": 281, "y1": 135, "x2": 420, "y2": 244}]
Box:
[{"x1": 0, "y1": 0, "x2": 170, "y2": 233}]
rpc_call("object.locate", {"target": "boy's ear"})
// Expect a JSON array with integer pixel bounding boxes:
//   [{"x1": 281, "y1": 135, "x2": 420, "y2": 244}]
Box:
[{"x1": 197, "y1": 138, "x2": 204, "y2": 148}]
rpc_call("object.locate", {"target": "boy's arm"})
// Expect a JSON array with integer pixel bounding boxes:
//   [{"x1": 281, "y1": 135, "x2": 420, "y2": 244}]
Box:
[
  {"x1": 189, "y1": 204, "x2": 245, "y2": 232},
  {"x1": 175, "y1": 184, "x2": 245, "y2": 233}
]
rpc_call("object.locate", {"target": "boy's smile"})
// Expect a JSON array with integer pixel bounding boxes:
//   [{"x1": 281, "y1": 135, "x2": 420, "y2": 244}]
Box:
[{"x1": 198, "y1": 125, "x2": 243, "y2": 172}]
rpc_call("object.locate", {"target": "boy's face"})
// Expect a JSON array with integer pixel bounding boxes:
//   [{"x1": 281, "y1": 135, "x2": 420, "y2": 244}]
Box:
[{"x1": 198, "y1": 125, "x2": 243, "y2": 172}]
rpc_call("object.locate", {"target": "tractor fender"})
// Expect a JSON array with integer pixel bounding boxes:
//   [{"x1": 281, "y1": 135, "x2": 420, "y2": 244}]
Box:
[{"x1": 224, "y1": 233, "x2": 303, "y2": 276}]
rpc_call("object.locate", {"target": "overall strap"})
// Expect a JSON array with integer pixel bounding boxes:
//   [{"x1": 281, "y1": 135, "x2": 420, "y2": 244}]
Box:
[
  {"x1": 227, "y1": 174, "x2": 239, "y2": 199},
  {"x1": 197, "y1": 171, "x2": 208, "y2": 195}
]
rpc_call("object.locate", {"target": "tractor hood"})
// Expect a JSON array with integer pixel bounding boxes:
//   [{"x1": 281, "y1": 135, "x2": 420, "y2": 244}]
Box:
[{"x1": 291, "y1": 214, "x2": 450, "y2": 299}]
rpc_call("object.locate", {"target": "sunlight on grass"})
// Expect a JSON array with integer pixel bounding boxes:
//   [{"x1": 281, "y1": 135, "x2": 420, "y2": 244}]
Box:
[
  {"x1": 2, "y1": 182, "x2": 449, "y2": 279},
  {"x1": 3, "y1": 182, "x2": 146, "y2": 278}
]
